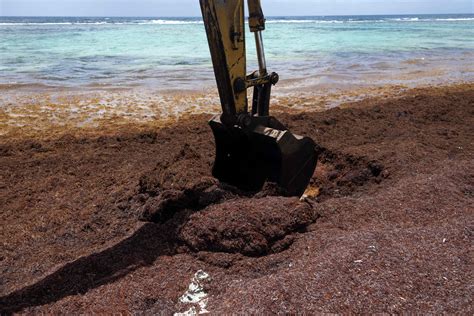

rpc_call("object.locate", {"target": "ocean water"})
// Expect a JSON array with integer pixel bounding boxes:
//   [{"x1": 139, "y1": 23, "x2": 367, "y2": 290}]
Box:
[{"x1": 0, "y1": 14, "x2": 473, "y2": 92}]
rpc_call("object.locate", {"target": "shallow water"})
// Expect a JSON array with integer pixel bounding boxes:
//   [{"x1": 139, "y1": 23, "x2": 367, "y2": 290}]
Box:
[
  {"x1": 1, "y1": 15, "x2": 473, "y2": 138},
  {"x1": 1, "y1": 15, "x2": 473, "y2": 92}
]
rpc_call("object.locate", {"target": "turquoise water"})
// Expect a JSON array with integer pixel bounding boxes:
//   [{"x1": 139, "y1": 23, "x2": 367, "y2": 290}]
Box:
[{"x1": 0, "y1": 15, "x2": 473, "y2": 91}]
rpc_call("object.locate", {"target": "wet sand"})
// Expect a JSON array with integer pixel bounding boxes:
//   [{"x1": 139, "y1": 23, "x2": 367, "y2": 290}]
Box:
[
  {"x1": 1, "y1": 83, "x2": 473, "y2": 314},
  {"x1": 0, "y1": 81, "x2": 453, "y2": 140}
]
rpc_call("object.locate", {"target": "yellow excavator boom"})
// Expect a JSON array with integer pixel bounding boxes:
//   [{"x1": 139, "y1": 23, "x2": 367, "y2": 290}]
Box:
[{"x1": 200, "y1": 0, "x2": 319, "y2": 197}]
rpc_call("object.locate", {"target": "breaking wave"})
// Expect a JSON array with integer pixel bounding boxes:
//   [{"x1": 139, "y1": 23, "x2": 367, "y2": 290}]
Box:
[{"x1": 1, "y1": 16, "x2": 473, "y2": 26}]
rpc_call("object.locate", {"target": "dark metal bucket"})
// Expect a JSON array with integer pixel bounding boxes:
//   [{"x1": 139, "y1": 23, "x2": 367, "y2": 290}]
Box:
[{"x1": 209, "y1": 115, "x2": 318, "y2": 197}]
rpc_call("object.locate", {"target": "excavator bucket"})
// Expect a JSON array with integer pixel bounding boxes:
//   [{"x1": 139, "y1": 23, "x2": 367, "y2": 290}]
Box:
[
  {"x1": 210, "y1": 116, "x2": 318, "y2": 197},
  {"x1": 200, "y1": 0, "x2": 319, "y2": 196}
]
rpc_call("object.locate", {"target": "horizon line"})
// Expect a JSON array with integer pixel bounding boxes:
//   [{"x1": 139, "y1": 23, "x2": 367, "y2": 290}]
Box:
[{"x1": 1, "y1": 12, "x2": 473, "y2": 18}]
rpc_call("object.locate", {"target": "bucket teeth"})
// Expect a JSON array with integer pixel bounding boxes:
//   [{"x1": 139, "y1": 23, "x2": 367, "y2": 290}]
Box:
[{"x1": 209, "y1": 115, "x2": 319, "y2": 197}]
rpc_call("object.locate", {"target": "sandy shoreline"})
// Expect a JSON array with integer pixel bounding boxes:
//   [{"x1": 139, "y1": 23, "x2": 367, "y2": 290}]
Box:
[
  {"x1": 1, "y1": 83, "x2": 473, "y2": 313},
  {"x1": 1, "y1": 81, "x2": 472, "y2": 141}
]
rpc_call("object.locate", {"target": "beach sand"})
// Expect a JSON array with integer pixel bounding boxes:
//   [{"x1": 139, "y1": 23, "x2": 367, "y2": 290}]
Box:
[
  {"x1": 0, "y1": 81, "x2": 437, "y2": 140},
  {"x1": 1, "y1": 83, "x2": 473, "y2": 313}
]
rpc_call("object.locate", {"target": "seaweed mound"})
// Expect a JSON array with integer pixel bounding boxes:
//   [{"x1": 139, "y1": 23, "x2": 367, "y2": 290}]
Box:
[{"x1": 180, "y1": 197, "x2": 318, "y2": 256}]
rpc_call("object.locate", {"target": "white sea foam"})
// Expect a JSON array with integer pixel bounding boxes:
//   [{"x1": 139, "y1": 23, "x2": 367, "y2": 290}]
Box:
[
  {"x1": 0, "y1": 21, "x2": 202, "y2": 26},
  {"x1": 389, "y1": 17, "x2": 474, "y2": 22},
  {"x1": 390, "y1": 17, "x2": 420, "y2": 21},
  {"x1": 432, "y1": 18, "x2": 474, "y2": 21},
  {"x1": 0, "y1": 22, "x2": 73, "y2": 25},
  {"x1": 267, "y1": 19, "x2": 324, "y2": 23},
  {"x1": 1, "y1": 17, "x2": 473, "y2": 26},
  {"x1": 0, "y1": 22, "x2": 109, "y2": 25},
  {"x1": 147, "y1": 19, "x2": 203, "y2": 25}
]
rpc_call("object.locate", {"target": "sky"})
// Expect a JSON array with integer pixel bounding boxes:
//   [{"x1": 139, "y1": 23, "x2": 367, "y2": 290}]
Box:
[{"x1": 0, "y1": 0, "x2": 473, "y2": 17}]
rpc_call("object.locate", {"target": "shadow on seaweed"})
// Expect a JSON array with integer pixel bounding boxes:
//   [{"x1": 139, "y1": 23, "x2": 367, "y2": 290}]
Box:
[
  {"x1": 0, "y1": 222, "x2": 180, "y2": 314},
  {"x1": 0, "y1": 173, "x2": 246, "y2": 314},
  {"x1": 0, "y1": 144, "x2": 385, "y2": 314}
]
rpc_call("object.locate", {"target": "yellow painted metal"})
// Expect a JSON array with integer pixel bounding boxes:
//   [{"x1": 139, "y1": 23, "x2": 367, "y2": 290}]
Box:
[
  {"x1": 201, "y1": 1, "x2": 319, "y2": 197},
  {"x1": 248, "y1": 0, "x2": 265, "y2": 32},
  {"x1": 200, "y1": 0, "x2": 248, "y2": 115},
  {"x1": 200, "y1": 0, "x2": 269, "y2": 116}
]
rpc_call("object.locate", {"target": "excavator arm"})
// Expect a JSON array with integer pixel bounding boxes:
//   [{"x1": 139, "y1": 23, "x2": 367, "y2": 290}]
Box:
[
  {"x1": 200, "y1": 0, "x2": 247, "y2": 120},
  {"x1": 200, "y1": 0, "x2": 319, "y2": 197}
]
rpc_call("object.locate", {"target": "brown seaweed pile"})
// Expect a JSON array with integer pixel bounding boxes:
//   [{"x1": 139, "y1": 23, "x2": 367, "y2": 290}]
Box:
[{"x1": 1, "y1": 84, "x2": 473, "y2": 314}]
